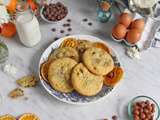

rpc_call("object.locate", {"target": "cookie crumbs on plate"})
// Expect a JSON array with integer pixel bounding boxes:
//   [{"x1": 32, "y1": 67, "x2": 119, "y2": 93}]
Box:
[
  {"x1": 16, "y1": 75, "x2": 37, "y2": 88},
  {"x1": 9, "y1": 88, "x2": 24, "y2": 99}
]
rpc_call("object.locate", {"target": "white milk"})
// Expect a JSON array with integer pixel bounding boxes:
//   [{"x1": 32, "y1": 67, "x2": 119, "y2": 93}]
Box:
[
  {"x1": 15, "y1": 10, "x2": 41, "y2": 47},
  {"x1": 132, "y1": 0, "x2": 156, "y2": 8}
]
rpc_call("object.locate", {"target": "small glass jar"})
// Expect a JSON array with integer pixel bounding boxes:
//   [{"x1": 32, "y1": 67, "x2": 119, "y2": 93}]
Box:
[
  {"x1": 15, "y1": 1, "x2": 41, "y2": 47},
  {"x1": 129, "y1": 0, "x2": 156, "y2": 16},
  {"x1": 96, "y1": 0, "x2": 114, "y2": 23}
]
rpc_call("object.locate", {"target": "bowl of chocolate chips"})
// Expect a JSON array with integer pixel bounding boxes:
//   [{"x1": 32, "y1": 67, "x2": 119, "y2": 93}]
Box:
[
  {"x1": 128, "y1": 96, "x2": 160, "y2": 120},
  {"x1": 40, "y1": 2, "x2": 68, "y2": 23}
]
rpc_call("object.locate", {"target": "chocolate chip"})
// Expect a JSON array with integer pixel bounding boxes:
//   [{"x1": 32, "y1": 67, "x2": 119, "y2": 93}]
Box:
[
  {"x1": 88, "y1": 22, "x2": 93, "y2": 26},
  {"x1": 66, "y1": 24, "x2": 70, "y2": 27},
  {"x1": 112, "y1": 115, "x2": 118, "y2": 120},
  {"x1": 63, "y1": 24, "x2": 67, "y2": 27},
  {"x1": 60, "y1": 30, "x2": 65, "y2": 33},
  {"x1": 63, "y1": 23, "x2": 70, "y2": 27},
  {"x1": 67, "y1": 28, "x2": 72, "y2": 31},
  {"x1": 67, "y1": 19, "x2": 71, "y2": 22},
  {"x1": 54, "y1": 37, "x2": 59, "y2": 40},
  {"x1": 51, "y1": 28, "x2": 56, "y2": 32},
  {"x1": 83, "y1": 18, "x2": 88, "y2": 22},
  {"x1": 66, "y1": 34, "x2": 70, "y2": 36}
]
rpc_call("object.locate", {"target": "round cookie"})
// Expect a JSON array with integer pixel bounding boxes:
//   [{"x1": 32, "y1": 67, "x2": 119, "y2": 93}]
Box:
[
  {"x1": 83, "y1": 47, "x2": 114, "y2": 75},
  {"x1": 49, "y1": 47, "x2": 79, "y2": 62},
  {"x1": 71, "y1": 63, "x2": 103, "y2": 96},
  {"x1": 76, "y1": 40, "x2": 93, "y2": 54},
  {"x1": 48, "y1": 58, "x2": 77, "y2": 93}
]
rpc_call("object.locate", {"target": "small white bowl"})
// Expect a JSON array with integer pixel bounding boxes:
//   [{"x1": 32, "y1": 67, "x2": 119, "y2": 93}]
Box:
[{"x1": 40, "y1": 6, "x2": 68, "y2": 24}]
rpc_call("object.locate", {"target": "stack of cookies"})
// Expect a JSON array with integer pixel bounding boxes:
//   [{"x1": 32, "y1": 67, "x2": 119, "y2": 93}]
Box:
[{"x1": 40, "y1": 38, "x2": 124, "y2": 96}]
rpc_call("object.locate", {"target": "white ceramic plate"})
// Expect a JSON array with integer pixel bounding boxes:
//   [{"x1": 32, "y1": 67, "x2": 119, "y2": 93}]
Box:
[{"x1": 39, "y1": 34, "x2": 122, "y2": 105}]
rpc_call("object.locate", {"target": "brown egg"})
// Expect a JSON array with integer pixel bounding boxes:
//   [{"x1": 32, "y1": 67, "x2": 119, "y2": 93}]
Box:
[
  {"x1": 118, "y1": 13, "x2": 132, "y2": 28},
  {"x1": 126, "y1": 29, "x2": 141, "y2": 44},
  {"x1": 112, "y1": 24, "x2": 127, "y2": 40},
  {"x1": 131, "y1": 19, "x2": 145, "y2": 33}
]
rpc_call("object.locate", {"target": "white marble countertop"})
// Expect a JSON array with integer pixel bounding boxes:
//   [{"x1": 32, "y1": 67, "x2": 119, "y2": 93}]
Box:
[{"x1": 0, "y1": 0, "x2": 160, "y2": 120}]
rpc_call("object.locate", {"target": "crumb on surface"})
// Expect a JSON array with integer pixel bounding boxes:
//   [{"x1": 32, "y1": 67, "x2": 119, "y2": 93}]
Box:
[
  {"x1": 9, "y1": 88, "x2": 24, "y2": 99},
  {"x1": 16, "y1": 75, "x2": 37, "y2": 88}
]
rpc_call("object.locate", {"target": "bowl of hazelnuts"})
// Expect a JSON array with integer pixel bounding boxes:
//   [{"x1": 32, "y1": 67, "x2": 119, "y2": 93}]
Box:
[
  {"x1": 40, "y1": 2, "x2": 68, "y2": 23},
  {"x1": 128, "y1": 96, "x2": 160, "y2": 120}
]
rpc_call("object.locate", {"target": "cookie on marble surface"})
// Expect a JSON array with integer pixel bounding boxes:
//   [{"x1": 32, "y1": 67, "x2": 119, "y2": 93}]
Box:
[
  {"x1": 83, "y1": 47, "x2": 114, "y2": 75},
  {"x1": 48, "y1": 58, "x2": 77, "y2": 93},
  {"x1": 71, "y1": 63, "x2": 103, "y2": 96},
  {"x1": 49, "y1": 47, "x2": 79, "y2": 62}
]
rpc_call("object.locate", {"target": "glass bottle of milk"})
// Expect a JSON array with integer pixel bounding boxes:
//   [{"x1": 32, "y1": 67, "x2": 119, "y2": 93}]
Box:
[{"x1": 15, "y1": 2, "x2": 41, "y2": 47}]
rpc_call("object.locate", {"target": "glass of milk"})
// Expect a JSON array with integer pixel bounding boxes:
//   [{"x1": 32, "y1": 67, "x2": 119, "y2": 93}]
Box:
[
  {"x1": 129, "y1": 0, "x2": 157, "y2": 16},
  {"x1": 15, "y1": 1, "x2": 41, "y2": 47}
]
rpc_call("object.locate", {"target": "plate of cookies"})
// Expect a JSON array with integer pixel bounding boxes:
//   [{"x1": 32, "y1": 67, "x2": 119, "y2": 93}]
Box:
[{"x1": 39, "y1": 35, "x2": 124, "y2": 105}]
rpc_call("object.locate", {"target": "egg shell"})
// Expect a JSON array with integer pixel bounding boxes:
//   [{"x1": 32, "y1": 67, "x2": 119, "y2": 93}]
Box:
[
  {"x1": 112, "y1": 24, "x2": 127, "y2": 40},
  {"x1": 126, "y1": 29, "x2": 141, "y2": 44},
  {"x1": 118, "y1": 13, "x2": 133, "y2": 28}
]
